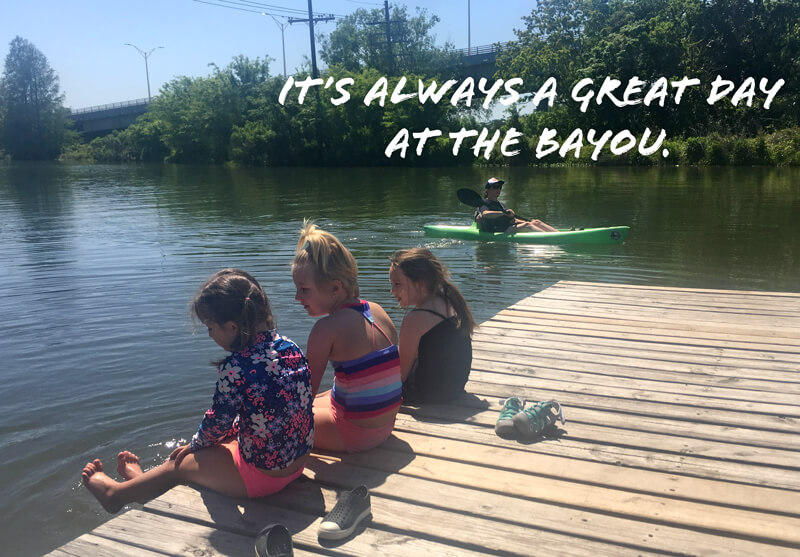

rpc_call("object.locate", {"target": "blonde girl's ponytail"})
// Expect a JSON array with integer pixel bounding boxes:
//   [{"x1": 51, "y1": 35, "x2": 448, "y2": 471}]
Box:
[{"x1": 293, "y1": 220, "x2": 360, "y2": 298}]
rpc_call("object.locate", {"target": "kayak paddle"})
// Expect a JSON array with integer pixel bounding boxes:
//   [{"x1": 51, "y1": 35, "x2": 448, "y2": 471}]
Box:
[{"x1": 456, "y1": 188, "x2": 484, "y2": 207}]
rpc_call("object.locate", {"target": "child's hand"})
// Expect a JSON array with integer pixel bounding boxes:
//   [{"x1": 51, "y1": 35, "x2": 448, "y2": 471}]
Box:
[{"x1": 169, "y1": 444, "x2": 192, "y2": 465}]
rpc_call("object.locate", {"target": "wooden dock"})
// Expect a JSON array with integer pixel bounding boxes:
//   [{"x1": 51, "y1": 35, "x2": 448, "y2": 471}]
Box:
[{"x1": 50, "y1": 281, "x2": 800, "y2": 556}]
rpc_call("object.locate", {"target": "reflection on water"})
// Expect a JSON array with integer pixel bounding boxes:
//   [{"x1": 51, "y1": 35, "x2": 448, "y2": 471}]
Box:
[{"x1": 0, "y1": 162, "x2": 798, "y2": 555}]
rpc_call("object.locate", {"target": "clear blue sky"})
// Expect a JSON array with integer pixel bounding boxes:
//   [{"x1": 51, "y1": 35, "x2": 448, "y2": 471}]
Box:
[{"x1": 0, "y1": 1, "x2": 535, "y2": 109}]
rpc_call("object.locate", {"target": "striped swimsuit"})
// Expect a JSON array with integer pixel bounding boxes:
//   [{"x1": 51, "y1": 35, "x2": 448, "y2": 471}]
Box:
[{"x1": 330, "y1": 301, "x2": 402, "y2": 421}]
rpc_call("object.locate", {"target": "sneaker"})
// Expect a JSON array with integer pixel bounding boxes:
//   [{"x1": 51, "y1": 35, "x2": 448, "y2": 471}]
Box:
[
  {"x1": 318, "y1": 485, "x2": 371, "y2": 541},
  {"x1": 254, "y1": 524, "x2": 293, "y2": 557},
  {"x1": 512, "y1": 400, "x2": 565, "y2": 439},
  {"x1": 495, "y1": 397, "x2": 524, "y2": 438}
]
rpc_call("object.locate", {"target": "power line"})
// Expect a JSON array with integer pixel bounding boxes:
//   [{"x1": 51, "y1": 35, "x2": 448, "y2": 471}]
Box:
[
  {"x1": 342, "y1": 0, "x2": 382, "y2": 6},
  {"x1": 193, "y1": 0, "x2": 341, "y2": 79},
  {"x1": 192, "y1": 0, "x2": 280, "y2": 17},
  {"x1": 194, "y1": 0, "x2": 343, "y2": 19},
  {"x1": 214, "y1": 0, "x2": 308, "y2": 16}
]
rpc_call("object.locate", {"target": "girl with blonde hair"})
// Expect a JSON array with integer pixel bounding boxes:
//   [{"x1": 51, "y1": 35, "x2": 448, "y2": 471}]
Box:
[{"x1": 292, "y1": 221, "x2": 401, "y2": 452}]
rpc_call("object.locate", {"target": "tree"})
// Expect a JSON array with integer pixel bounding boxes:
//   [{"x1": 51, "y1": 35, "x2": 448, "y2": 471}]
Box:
[
  {"x1": 146, "y1": 55, "x2": 273, "y2": 163},
  {"x1": 496, "y1": 0, "x2": 800, "y2": 140},
  {"x1": 0, "y1": 36, "x2": 69, "y2": 159},
  {"x1": 319, "y1": 6, "x2": 458, "y2": 76}
]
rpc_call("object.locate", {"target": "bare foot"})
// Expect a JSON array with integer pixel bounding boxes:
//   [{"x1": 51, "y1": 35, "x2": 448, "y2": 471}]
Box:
[
  {"x1": 82, "y1": 459, "x2": 123, "y2": 513},
  {"x1": 117, "y1": 451, "x2": 143, "y2": 480}
]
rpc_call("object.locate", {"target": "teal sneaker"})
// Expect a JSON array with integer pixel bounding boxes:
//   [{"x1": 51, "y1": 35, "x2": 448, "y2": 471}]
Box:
[
  {"x1": 495, "y1": 397, "x2": 525, "y2": 438},
  {"x1": 512, "y1": 400, "x2": 565, "y2": 439}
]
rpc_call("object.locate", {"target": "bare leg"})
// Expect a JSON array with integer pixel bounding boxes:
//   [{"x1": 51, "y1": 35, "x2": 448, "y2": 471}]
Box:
[
  {"x1": 117, "y1": 451, "x2": 143, "y2": 480},
  {"x1": 82, "y1": 443, "x2": 247, "y2": 513},
  {"x1": 510, "y1": 219, "x2": 558, "y2": 233},
  {"x1": 312, "y1": 392, "x2": 347, "y2": 452},
  {"x1": 529, "y1": 219, "x2": 558, "y2": 232}
]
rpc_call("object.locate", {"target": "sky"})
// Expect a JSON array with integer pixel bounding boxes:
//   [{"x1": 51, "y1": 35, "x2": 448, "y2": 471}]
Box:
[{"x1": 0, "y1": 0, "x2": 535, "y2": 110}]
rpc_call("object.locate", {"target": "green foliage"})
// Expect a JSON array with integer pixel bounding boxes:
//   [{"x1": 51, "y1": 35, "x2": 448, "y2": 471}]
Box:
[
  {"x1": 59, "y1": 141, "x2": 95, "y2": 163},
  {"x1": 497, "y1": 0, "x2": 800, "y2": 140},
  {"x1": 320, "y1": 6, "x2": 458, "y2": 76},
  {"x1": 764, "y1": 127, "x2": 800, "y2": 166},
  {"x1": 59, "y1": 1, "x2": 800, "y2": 168},
  {"x1": 684, "y1": 137, "x2": 705, "y2": 164},
  {"x1": 123, "y1": 117, "x2": 170, "y2": 162},
  {"x1": 145, "y1": 55, "x2": 273, "y2": 163},
  {"x1": 705, "y1": 135, "x2": 729, "y2": 165},
  {"x1": 0, "y1": 36, "x2": 70, "y2": 159},
  {"x1": 71, "y1": 59, "x2": 463, "y2": 167},
  {"x1": 730, "y1": 138, "x2": 757, "y2": 166}
]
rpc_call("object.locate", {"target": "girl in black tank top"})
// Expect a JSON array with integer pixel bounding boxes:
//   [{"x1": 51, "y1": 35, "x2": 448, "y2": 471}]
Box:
[{"x1": 390, "y1": 249, "x2": 477, "y2": 404}]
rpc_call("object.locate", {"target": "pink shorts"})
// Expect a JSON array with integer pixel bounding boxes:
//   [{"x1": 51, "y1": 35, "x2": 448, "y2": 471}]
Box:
[
  {"x1": 225, "y1": 443, "x2": 304, "y2": 498},
  {"x1": 330, "y1": 403, "x2": 396, "y2": 453}
]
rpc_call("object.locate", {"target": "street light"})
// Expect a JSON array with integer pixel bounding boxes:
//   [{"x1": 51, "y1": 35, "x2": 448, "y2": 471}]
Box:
[
  {"x1": 125, "y1": 43, "x2": 164, "y2": 102},
  {"x1": 263, "y1": 13, "x2": 288, "y2": 78}
]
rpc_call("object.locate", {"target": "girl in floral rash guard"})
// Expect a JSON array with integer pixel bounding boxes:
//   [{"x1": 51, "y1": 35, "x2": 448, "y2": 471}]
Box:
[{"x1": 81, "y1": 269, "x2": 313, "y2": 513}]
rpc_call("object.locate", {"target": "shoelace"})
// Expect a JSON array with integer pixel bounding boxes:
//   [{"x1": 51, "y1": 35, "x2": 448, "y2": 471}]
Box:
[
  {"x1": 498, "y1": 397, "x2": 524, "y2": 419},
  {"x1": 523, "y1": 400, "x2": 565, "y2": 432}
]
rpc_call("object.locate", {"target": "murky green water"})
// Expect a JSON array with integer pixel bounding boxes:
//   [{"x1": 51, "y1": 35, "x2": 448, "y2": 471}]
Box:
[{"x1": 1, "y1": 162, "x2": 798, "y2": 555}]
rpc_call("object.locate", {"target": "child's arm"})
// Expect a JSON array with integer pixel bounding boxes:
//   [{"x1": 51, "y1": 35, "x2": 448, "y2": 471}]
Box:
[
  {"x1": 190, "y1": 362, "x2": 241, "y2": 450},
  {"x1": 305, "y1": 320, "x2": 335, "y2": 397},
  {"x1": 398, "y1": 312, "x2": 427, "y2": 382}
]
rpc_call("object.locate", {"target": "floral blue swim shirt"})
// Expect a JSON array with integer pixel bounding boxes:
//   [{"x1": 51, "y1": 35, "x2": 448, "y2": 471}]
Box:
[{"x1": 190, "y1": 330, "x2": 314, "y2": 470}]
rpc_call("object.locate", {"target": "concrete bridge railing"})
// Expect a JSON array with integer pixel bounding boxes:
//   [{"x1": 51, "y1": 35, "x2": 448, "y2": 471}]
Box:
[{"x1": 69, "y1": 98, "x2": 151, "y2": 138}]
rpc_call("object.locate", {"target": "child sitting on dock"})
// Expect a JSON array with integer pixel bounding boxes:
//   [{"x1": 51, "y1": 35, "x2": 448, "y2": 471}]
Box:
[
  {"x1": 292, "y1": 221, "x2": 402, "y2": 453},
  {"x1": 390, "y1": 248, "x2": 476, "y2": 404},
  {"x1": 81, "y1": 269, "x2": 314, "y2": 513}
]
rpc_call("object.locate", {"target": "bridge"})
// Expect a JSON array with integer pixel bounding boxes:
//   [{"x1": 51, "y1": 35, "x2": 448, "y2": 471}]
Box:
[
  {"x1": 453, "y1": 42, "x2": 508, "y2": 80},
  {"x1": 69, "y1": 98, "x2": 150, "y2": 139},
  {"x1": 66, "y1": 43, "x2": 507, "y2": 138}
]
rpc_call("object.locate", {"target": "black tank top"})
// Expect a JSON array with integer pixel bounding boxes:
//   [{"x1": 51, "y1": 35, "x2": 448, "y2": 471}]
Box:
[{"x1": 402, "y1": 308, "x2": 472, "y2": 404}]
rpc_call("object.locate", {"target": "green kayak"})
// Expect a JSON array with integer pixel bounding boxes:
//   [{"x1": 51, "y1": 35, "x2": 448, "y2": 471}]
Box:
[{"x1": 424, "y1": 223, "x2": 629, "y2": 245}]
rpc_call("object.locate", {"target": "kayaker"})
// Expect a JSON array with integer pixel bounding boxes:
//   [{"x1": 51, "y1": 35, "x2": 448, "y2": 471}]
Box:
[
  {"x1": 475, "y1": 177, "x2": 558, "y2": 233},
  {"x1": 292, "y1": 220, "x2": 402, "y2": 453},
  {"x1": 390, "y1": 248, "x2": 476, "y2": 404},
  {"x1": 81, "y1": 269, "x2": 313, "y2": 513}
]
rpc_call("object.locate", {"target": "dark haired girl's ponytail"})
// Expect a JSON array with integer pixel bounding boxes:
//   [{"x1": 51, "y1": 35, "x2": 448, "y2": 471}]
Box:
[{"x1": 440, "y1": 280, "x2": 477, "y2": 336}]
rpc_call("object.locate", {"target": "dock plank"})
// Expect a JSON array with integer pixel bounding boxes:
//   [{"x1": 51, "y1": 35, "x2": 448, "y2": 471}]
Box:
[
  {"x1": 58, "y1": 281, "x2": 800, "y2": 556},
  {"x1": 147, "y1": 483, "x2": 524, "y2": 557},
  {"x1": 394, "y1": 411, "x2": 800, "y2": 491}
]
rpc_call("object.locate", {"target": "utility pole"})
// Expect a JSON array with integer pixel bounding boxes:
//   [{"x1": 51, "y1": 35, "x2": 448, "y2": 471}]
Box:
[
  {"x1": 288, "y1": 0, "x2": 334, "y2": 78},
  {"x1": 384, "y1": 1, "x2": 393, "y2": 74},
  {"x1": 468, "y1": 0, "x2": 471, "y2": 55},
  {"x1": 125, "y1": 43, "x2": 163, "y2": 101},
  {"x1": 265, "y1": 14, "x2": 288, "y2": 78}
]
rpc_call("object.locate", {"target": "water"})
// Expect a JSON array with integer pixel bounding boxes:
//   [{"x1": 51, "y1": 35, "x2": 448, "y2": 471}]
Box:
[{"x1": 0, "y1": 162, "x2": 798, "y2": 555}]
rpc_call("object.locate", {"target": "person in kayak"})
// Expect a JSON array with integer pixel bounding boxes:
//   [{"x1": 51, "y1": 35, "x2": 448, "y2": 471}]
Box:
[
  {"x1": 292, "y1": 221, "x2": 402, "y2": 453},
  {"x1": 475, "y1": 177, "x2": 558, "y2": 233},
  {"x1": 390, "y1": 248, "x2": 476, "y2": 404},
  {"x1": 81, "y1": 269, "x2": 313, "y2": 513}
]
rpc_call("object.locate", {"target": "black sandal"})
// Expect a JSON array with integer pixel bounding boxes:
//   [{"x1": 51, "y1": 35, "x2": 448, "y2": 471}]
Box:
[{"x1": 255, "y1": 524, "x2": 293, "y2": 557}]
